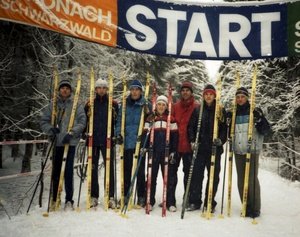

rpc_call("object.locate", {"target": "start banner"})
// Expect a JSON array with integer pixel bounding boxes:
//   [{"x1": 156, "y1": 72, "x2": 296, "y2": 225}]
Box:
[{"x1": 0, "y1": 0, "x2": 299, "y2": 60}]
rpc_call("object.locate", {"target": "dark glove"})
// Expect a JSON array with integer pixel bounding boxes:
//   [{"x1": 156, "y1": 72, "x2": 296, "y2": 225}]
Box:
[
  {"x1": 214, "y1": 138, "x2": 223, "y2": 146},
  {"x1": 81, "y1": 132, "x2": 87, "y2": 140},
  {"x1": 115, "y1": 134, "x2": 123, "y2": 145},
  {"x1": 190, "y1": 142, "x2": 197, "y2": 151},
  {"x1": 140, "y1": 148, "x2": 148, "y2": 156},
  {"x1": 49, "y1": 127, "x2": 60, "y2": 136},
  {"x1": 226, "y1": 110, "x2": 233, "y2": 121},
  {"x1": 253, "y1": 108, "x2": 263, "y2": 123},
  {"x1": 62, "y1": 133, "x2": 73, "y2": 144},
  {"x1": 169, "y1": 152, "x2": 176, "y2": 164},
  {"x1": 143, "y1": 101, "x2": 150, "y2": 115},
  {"x1": 147, "y1": 112, "x2": 156, "y2": 123}
]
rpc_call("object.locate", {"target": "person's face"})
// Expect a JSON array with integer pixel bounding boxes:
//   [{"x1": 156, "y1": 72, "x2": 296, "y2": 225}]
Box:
[
  {"x1": 236, "y1": 94, "x2": 248, "y2": 106},
  {"x1": 156, "y1": 102, "x2": 167, "y2": 115},
  {"x1": 130, "y1": 87, "x2": 142, "y2": 100},
  {"x1": 95, "y1": 87, "x2": 108, "y2": 96},
  {"x1": 59, "y1": 86, "x2": 71, "y2": 100},
  {"x1": 203, "y1": 92, "x2": 215, "y2": 106},
  {"x1": 180, "y1": 88, "x2": 192, "y2": 101}
]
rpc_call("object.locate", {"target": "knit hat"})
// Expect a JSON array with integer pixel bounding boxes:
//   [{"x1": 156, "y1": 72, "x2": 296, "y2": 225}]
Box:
[
  {"x1": 180, "y1": 81, "x2": 193, "y2": 93},
  {"x1": 129, "y1": 79, "x2": 143, "y2": 91},
  {"x1": 58, "y1": 79, "x2": 72, "y2": 91},
  {"x1": 203, "y1": 84, "x2": 216, "y2": 96},
  {"x1": 236, "y1": 87, "x2": 249, "y2": 97},
  {"x1": 95, "y1": 79, "x2": 108, "y2": 88},
  {"x1": 156, "y1": 95, "x2": 168, "y2": 106}
]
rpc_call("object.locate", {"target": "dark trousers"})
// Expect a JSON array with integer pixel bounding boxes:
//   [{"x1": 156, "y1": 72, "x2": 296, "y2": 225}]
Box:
[
  {"x1": 91, "y1": 145, "x2": 115, "y2": 198},
  {"x1": 189, "y1": 149, "x2": 221, "y2": 208},
  {"x1": 235, "y1": 153, "x2": 261, "y2": 213},
  {"x1": 124, "y1": 149, "x2": 145, "y2": 199},
  {"x1": 170, "y1": 152, "x2": 192, "y2": 206},
  {"x1": 147, "y1": 150, "x2": 177, "y2": 207},
  {"x1": 52, "y1": 146, "x2": 75, "y2": 203}
]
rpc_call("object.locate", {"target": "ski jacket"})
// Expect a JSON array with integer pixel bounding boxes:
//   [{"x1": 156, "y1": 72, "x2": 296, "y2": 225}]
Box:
[
  {"x1": 143, "y1": 112, "x2": 178, "y2": 154},
  {"x1": 84, "y1": 94, "x2": 119, "y2": 146},
  {"x1": 233, "y1": 102, "x2": 271, "y2": 155},
  {"x1": 173, "y1": 96, "x2": 199, "y2": 153},
  {"x1": 115, "y1": 95, "x2": 152, "y2": 150},
  {"x1": 188, "y1": 101, "x2": 227, "y2": 153},
  {"x1": 40, "y1": 95, "x2": 86, "y2": 147}
]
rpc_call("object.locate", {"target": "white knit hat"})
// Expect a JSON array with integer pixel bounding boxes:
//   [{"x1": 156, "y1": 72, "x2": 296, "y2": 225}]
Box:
[
  {"x1": 156, "y1": 95, "x2": 168, "y2": 105},
  {"x1": 95, "y1": 79, "x2": 108, "y2": 88}
]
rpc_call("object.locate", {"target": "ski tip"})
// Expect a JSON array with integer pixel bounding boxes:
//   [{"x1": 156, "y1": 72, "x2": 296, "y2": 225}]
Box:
[
  {"x1": 42, "y1": 212, "x2": 49, "y2": 217},
  {"x1": 252, "y1": 219, "x2": 258, "y2": 225},
  {"x1": 218, "y1": 214, "x2": 224, "y2": 219},
  {"x1": 119, "y1": 213, "x2": 129, "y2": 219}
]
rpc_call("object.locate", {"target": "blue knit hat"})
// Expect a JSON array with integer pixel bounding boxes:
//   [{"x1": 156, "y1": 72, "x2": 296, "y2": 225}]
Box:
[{"x1": 129, "y1": 79, "x2": 143, "y2": 91}]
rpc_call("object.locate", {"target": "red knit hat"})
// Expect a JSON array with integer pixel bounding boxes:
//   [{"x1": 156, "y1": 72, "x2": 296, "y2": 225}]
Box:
[
  {"x1": 203, "y1": 84, "x2": 216, "y2": 96},
  {"x1": 180, "y1": 81, "x2": 193, "y2": 93}
]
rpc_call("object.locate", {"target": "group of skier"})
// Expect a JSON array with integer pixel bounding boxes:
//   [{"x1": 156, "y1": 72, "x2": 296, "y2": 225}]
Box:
[{"x1": 40, "y1": 75, "x2": 270, "y2": 218}]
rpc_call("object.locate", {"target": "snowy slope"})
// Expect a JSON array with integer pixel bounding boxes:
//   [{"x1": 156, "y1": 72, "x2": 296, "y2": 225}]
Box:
[{"x1": 1, "y1": 151, "x2": 300, "y2": 237}]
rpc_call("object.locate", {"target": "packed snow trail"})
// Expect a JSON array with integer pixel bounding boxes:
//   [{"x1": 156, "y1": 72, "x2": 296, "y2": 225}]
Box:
[{"x1": 1, "y1": 159, "x2": 300, "y2": 237}]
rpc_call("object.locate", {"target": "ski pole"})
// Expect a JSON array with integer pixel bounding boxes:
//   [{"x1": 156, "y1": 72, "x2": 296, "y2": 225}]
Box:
[
  {"x1": 252, "y1": 138, "x2": 258, "y2": 224},
  {"x1": 76, "y1": 140, "x2": 88, "y2": 210},
  {"x1": 181, "y1": 100, "x2": 204, "y2": 219},
  {"x1": 27, "y1": 136, "x2": 56, "y2": 214},
  {"x1": 121, "y1": 128, "x2": 151, "y2": 216},
  {"x1": 113, "y1": 145, "x2": 118, "y2": 209},
  {"x1": 219, "y1": 118, "x2": 230, "y2": 218}
]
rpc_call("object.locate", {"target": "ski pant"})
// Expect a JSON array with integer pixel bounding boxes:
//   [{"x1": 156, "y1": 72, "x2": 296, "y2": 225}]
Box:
[
  {"x1": 189, "y1": 149, "x2": 221, "y2": 209},
  {"x1": 171, "y1": 152, "x2": 193, "y2": 206},
  {"x1": 147, "y1": 150, "x2": 177, "y2": 207},
  {"x1": 91, "y1": 145, "x2": 115, "y2": 199},
  {"x1": 124, "y1": 149, "x2": 145, "y2": 200},
  {"x1": 52, "y1": 146, "x2": 75, "y2": 203},
  {"x1": 235, "y1": 153, "x2": 261, "y2": 213}
]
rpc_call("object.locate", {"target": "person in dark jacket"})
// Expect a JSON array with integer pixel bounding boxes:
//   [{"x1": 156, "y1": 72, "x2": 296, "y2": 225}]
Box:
[
  {"x1": 115, "y1": 79, "x2": 152, "y2": 207},
  {"x1": 171, "y1": 81, "x2": 199, "y2": 208},
  {"x1": 187, "y1": 84, "x2": 227, "y2": 212},
  {"x1": 40, "y1": 79, "x2": 86, "y2": 210},
  {"x1": 84, "y1": 78, "x2": 119, "y2": 208},
  {"x1": 231, "y1": 87, "x2": 270, "y2": 218},
  {"x1": 143, "y1": 95, "x2": 178, "y2": 212}
]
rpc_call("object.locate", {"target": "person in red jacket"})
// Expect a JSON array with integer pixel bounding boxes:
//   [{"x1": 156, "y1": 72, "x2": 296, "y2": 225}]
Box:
[{"x1": 171, "y1": 81, "x2": 199, "y2": 208}]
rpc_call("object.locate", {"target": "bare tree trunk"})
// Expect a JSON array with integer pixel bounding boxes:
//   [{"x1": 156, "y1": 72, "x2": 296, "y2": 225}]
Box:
[
  {"x1": 11, "y1": 144, "x2": 19, "y2": 161},
  {"x1": 21, "y1": 143, "x2": 32, "y2": 173}
]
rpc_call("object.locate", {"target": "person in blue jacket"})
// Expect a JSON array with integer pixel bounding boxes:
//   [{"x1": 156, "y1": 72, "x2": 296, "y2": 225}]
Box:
[{"x1": 115, "y1": 79, "x2": 151, "y2": 207}]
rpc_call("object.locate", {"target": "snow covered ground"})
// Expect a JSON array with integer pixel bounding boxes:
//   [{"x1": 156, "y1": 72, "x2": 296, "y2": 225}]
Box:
[{"x1": 1, "y1": 144, "x2": 300, "y2": 237}]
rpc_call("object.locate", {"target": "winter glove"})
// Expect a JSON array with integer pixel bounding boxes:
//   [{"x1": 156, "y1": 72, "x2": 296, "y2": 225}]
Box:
[
  {"x1": 143, "y1": 101, "x2": 150, "y2": 115},
  {"x1": 49, "y1": 127, "x2": 60, "y2": 136},
  {"x1": 62, "y1": 132, "x2": 73, "y2": 144},
  {"x1": 190, "y1": 142, "x2": 197, "y2": 151},
  {"x1": 214, "y1": 138, "x2": 223, "y2": 147},
  {"x1": 81, "y1": 132, "x2": 88, "y2": 140},
  {"x1": 115, "y1": 134, "x2": 123, "y2": 145},
  {"x1": 169, "y1": 152, "x2": 176, "y2": 164},
  {"x1": 140, "y1": 148, "x2": 148, "y2": 156},
  {"x1": 253, "y1": 108, "x2": 263, "y2": 123},
  {"x1": 226, "y1": 110, "x2": 232, "y2": 120},
  {"x1": 147, "y1": 112, "x2": 156, "y2": 123}
]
